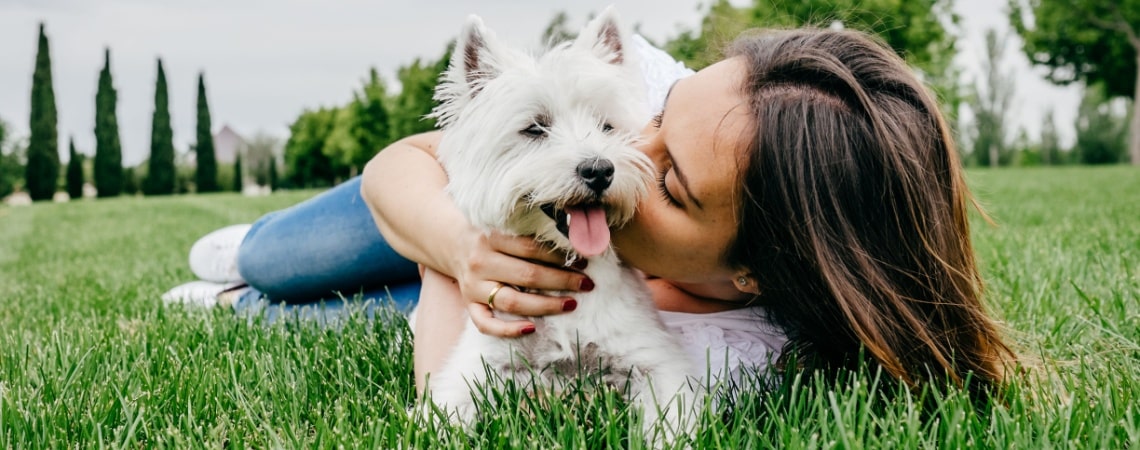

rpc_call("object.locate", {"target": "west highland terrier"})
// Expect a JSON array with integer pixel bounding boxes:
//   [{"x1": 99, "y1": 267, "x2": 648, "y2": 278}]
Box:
[{"x1": 425, "y1": 7, "x2": 699, "y2": 441}]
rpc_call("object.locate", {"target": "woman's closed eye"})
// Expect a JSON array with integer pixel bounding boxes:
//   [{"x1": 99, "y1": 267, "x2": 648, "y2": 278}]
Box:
[{"x1": 656, "y1": 167, "x2": 682, "y2": 207}]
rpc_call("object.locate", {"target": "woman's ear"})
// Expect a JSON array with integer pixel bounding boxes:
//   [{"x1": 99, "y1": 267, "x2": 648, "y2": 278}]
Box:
[{"x1": 733, "y1": 273, "x2": 761, "y2": 295}]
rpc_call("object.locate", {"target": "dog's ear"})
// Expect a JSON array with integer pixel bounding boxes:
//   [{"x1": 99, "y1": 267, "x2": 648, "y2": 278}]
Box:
[
  {"x1": 452, "y1": 15, "x2": 503, "y2": 98},
  {"x1": 574, "y1": 6, "x2": 627, "y2": 66},
  {"x1": 432, "y1": 15, "x2": 506, "y2": 128}
]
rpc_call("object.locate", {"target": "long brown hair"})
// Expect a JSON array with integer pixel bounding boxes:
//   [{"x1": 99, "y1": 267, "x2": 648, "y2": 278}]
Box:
[{"x1": 725, "y1": 29, "x2": 1015, "y2": 395}]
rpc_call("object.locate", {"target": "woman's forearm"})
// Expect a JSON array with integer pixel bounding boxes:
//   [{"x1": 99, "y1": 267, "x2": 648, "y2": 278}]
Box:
[{"x1": 360, "y1": 131, "x2": 471, "y2": 277}]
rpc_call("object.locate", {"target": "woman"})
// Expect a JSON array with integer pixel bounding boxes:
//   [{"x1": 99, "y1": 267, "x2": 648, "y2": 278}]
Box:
[{"x1": 359, "y1": 28, "x2": 1016, "y2": 397}]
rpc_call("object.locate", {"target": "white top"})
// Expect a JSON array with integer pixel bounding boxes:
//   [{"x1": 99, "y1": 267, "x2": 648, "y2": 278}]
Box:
[
  {"x1": 658, "y1": 307, "x2": 787, "y2": 387},
  {"x1": 631, "y1": 34, "x2": 696, "y2": 114}
]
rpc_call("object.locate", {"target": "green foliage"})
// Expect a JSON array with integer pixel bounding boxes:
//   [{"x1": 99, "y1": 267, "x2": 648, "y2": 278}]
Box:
[
  {"x1": 242, "y1": 133, "x2": 280, "y2": 186},
  {"x1": 322, "y1": 105, "x2": 363, "y2": 176},
  {"x1": 66, "y1": 138, "x2": 83, "y2": 199},
  {"x1": 93, "y1": 48, "x2": 123, "y2": 198},
  {"x1": 389, "y1": 50, "x2": 449, "y2": 140},
  {"x1": 195, "y1": 73, "x2": 219, "y2": 193},
  {"x1": 268, "y1": 156, "x2": 278, "y2": 191},
  {"x1": 663, "y1": 1, "x2": 753, "y2": 69},
  {"x1": 233, "y1": 152, "x2": 243, "y2": 192},
  {"x1": 25, "y1": 23, "x2": 60, "y2": 202},
  {"x1": 173, "y1": 151, "x2": 196, "y2": 194},
  {"x1": 1039, "y1": 108, "x2": 1066, "y2": 165},
  {"x1": 1075, "y1": 83, "x2": 1130, "y2": 164},
  {"x1": 320, "y1": 67, "x2": 394, "y2": 176},
  {"x1": 664, "y1": 0, "x2": 958, "y2": 75},
  {"x1": 353, "y1": 69, "x2": 394, "y2": 165},
  {"x1": 1005, "y1": 128, "x2": 1042, "y2": 166},
  {"x1": 541, "y1": 11, "x2": 577, "y2": 45},
  {"x1": 0, "y1": 119, "x2": 25, "y2": 198},
  {"x1": 282, "y1": 44, "x2": 448, "y2": 188},
  {"x1": 144, "y1": 59, "x2": 176, "y2": 196},
  {"x1": 122, "y1": 166, "x2": 138, "y2": 195},
  {"x1": 283, "y1": 107, "x2": 339, "y2": 188},
  {"x1": 1010, "y1": 0, "x2": 1138, "y2": 99},
  {"x1": 663, "y1": 0, "x2": 963, "y2": 130},
  {"x1": 1010, "y1": 0, "x2": 1140, "y2": 163},
  {"x1": 352, "y1": 69, "x2": 392, "y2": 171}
]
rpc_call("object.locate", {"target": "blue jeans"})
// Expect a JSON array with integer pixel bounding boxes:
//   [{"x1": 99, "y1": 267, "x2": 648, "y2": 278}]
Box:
[{"x1": 234, "y1": 176, "x2": 422, "y2": 323}]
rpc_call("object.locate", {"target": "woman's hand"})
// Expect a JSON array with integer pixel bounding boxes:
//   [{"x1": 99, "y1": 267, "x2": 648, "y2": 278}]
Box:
[
  {"x1": 452, "y1": 230, "x2": 591, "y2": 337},
  {"x1": 360, "y1": 132, "x2": 591, "y2": 339}
]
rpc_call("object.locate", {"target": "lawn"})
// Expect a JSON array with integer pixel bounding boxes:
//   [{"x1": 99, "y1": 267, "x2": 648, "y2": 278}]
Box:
[{"x1": 0, "y1": 166, "x2": 1137, "y2": 448}]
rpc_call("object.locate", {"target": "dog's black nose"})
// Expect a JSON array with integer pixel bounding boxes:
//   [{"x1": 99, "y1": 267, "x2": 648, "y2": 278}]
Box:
[{"x1": 577, "y1": 158, "x2": 614, "y2": 193}]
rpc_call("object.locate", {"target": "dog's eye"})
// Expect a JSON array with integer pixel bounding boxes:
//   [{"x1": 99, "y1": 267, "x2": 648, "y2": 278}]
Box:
[
  {"x1": 601, "y1": 123, "x2": 615, "y2": 134},
  {"x1": 521, "y1": 123, "x2": 547, "y2": 138}
]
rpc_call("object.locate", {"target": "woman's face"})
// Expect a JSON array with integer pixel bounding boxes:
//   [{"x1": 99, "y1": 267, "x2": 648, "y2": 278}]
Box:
[{"x1": 612, "y1": 57, "x2": 752, "y2": 284}]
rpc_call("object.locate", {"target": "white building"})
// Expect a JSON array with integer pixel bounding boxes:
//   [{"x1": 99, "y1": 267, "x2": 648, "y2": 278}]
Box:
[{"x1": 213, "y1": 124, "x2": 245, "y2": 164}]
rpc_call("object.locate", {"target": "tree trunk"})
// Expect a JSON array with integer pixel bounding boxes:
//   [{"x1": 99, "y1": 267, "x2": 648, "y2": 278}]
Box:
[
  {"x1": 989, "y1": 142, "x2": 999, "y2": 168},
  {"x1": 1132, "y1": 52, "x2": 1140, "y2": 165}
]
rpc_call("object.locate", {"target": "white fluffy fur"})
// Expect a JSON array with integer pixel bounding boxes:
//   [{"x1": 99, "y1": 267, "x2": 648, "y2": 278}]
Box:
[{"x1": 426, "y1": 7, "x2": 700, "y2": 441}]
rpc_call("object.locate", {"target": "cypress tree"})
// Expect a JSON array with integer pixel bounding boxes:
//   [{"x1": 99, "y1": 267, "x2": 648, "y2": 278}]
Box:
[
  {"x1": 232, "y1": 152, "x2": 243, "y2": 192},
  {"x1": 94, "y1": 48, "x2": 123, "y2": 197},
  {"x1": 195, "y1": 72, "x2": 218, "y2": 192},
  {"x1": 145, "y1": 58, "x2": 176, "y2": 196},
  {"x1": 66, "y1": 137, "x2": 83, "y2": 199},
  {"x1": 25, "y1": 23, "x2": 60, "y2": 201}
]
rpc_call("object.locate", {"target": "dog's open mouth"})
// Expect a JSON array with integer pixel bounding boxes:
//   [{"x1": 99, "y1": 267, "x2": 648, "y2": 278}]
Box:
[{"x1": 540, "y1": 203, "x2": 610, "y2": 257}]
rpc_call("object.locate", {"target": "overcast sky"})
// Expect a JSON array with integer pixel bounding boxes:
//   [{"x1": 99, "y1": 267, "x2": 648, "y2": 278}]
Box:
[{"x1": 0, "y1": 0, "x2": 1081, "y2": 166}]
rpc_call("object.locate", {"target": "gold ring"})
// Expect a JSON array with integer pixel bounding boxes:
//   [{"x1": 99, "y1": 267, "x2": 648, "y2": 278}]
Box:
[{"x1": 487, "y1": 283, "x2": 506, "y2": 310}]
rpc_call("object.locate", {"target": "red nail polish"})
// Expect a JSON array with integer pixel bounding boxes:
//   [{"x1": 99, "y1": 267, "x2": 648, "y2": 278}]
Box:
[
  {"x1": 563, "y1": 299, "x2": 578, "y2": 312},
  {"x1": 580, "y1": 278, "x2": 595, "y2": 292},
  {"x1": 521, "y1": 326, "x2": 537, "y2": 335}
]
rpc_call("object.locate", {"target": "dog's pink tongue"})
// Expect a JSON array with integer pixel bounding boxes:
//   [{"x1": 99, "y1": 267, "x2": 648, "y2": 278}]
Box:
[{"x1": 567, "y1": 206, "x2": 609, "y2": 257}]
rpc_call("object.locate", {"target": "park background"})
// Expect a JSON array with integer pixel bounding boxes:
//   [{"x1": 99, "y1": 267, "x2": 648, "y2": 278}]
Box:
[
  {"x1": 0, "y1": 0, "x2": 1136, "y2": 198},
  {"x1": 0, "y1": 0, "x2": 1138, "y2": 448}
]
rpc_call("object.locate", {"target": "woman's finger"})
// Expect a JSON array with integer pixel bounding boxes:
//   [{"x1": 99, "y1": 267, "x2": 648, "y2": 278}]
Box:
[
  {"x1": 468, "y1": 251, "x2": 591, "y2": 293},
  {"x1": 467, "y1": 303, "x2": 536, "y2": 338},
  {"x1": 478, "y1": 282, "x2": 577, "y2": 317},
  {"x1": 486, "y1": 231, "x2": 572, "y2": 267}
]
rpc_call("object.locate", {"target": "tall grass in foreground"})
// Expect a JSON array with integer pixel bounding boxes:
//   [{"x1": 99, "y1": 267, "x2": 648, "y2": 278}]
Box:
[{"x1": 0, "y1": 166, "x2": 1137, "y2": 448}]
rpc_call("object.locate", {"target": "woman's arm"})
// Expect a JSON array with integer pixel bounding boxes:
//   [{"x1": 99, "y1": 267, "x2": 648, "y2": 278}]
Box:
[
  {"x1": 359, "y1": 132, "x2": 588, "y2": 333},
  {"x1": 359, "y1": 131, "x2": 464, "y2": 275},
  {"x1": 361, "y1": 132, "x2": 590, "y2": 390}
]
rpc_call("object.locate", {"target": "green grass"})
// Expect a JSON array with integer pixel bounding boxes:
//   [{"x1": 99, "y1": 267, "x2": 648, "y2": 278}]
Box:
[{"x1": 0, "y1": 166, "x2": 1138, "y2": 448}]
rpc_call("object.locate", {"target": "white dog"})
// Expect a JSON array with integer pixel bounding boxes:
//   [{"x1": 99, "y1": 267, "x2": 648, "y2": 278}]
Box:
[{"x1": 425, "y1": 7, "x2": 699, "y2": 441}]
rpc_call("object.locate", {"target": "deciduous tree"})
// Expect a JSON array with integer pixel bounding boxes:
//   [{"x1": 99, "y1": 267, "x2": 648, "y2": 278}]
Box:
[
  {"x1": 967, "y1": 30, "x2": 1017, "y2": 167},
  {"x1": 1011, "y1": 0, "x2": 1140, "y2": 164},
  {"x1": 284, "y1": 107, "x2": 339, "y2": 188},
  {"x1": 0, "y1": 119, "x2": 24, "y2": 198},
  {"x1": 664, "y1": 0, "x2": 963, "y2": 130},
  {"x1": 242, "y1": 132, "x2": 280, "y2": 185},
  {"x1": 1039, "y1": 108, "x2": 1064, "y2": 165},
  {"x1": 1075, "y1": 83, "x2": 1130, "y2": 164}
]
